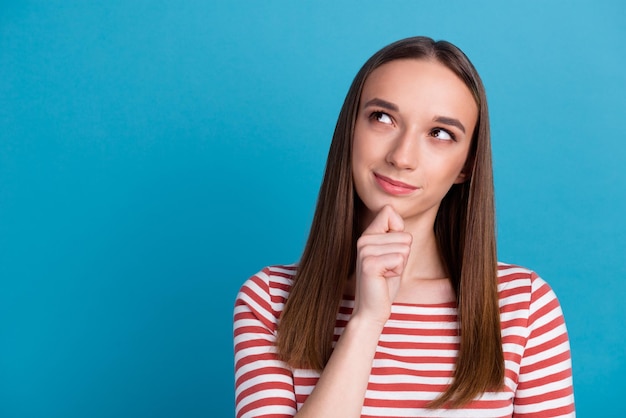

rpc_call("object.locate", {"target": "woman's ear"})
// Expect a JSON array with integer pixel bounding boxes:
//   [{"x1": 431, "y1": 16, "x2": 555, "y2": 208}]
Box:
[
  {"x1": 455, "y1": 159, "x2": 473, "y2": 183},
  {"x1": 454, "y1": 170, "x2": 469, "y2": 184},
  {"x1": 455, "y1": 154, "x2": 474, "y2": 184}
]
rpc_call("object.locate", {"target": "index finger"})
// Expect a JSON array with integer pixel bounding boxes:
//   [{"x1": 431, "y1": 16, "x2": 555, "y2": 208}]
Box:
[{"x1": 362, "y1": 205, "x2": 404, "y2": 235}]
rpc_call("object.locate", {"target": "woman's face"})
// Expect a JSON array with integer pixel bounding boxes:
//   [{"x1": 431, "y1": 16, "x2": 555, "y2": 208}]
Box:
[{"x1": 352, "y1": 58, "x2": 478, "y2": 226}]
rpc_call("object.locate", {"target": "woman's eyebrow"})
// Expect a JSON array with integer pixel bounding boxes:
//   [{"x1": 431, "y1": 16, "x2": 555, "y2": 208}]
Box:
[
  {"x1": 363, "y1": 98, "x2": 399, "y2": 111},
  {"x1": 433, "y1": 116, "x2": 466, "y2": 133}
]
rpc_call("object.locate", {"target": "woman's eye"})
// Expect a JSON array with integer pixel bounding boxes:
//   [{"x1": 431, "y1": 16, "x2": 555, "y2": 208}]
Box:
[
  {"x1": 431, "y1": 128, "x2": 454, "y2": 141},
  {"x1": 371, "y1": 111, "x2": 393, "y2": 125}
]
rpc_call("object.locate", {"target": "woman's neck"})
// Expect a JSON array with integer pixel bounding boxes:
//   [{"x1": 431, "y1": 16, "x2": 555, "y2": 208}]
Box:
[{"x1": 399, "y1": 211, "x2": 447, "y2": 279}]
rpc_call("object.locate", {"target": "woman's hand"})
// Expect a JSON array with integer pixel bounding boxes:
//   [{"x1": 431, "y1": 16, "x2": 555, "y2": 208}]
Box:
[
  {"x1": 295, "y1": 205, "x2": 411, "y2": 418},
  {"x1": 352, "y1": 205, "x2": 412, "y2": 326}
]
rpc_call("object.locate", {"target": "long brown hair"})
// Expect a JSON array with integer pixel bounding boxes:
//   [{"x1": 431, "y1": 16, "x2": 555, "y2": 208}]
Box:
[{"x1": 276, "y1": 36, "x2": 503, "y2": 408}]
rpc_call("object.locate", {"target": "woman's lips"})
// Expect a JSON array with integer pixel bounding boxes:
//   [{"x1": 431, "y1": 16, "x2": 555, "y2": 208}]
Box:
[{"x1": 374, "y1": 173, "x2": 419, "y2": 195}]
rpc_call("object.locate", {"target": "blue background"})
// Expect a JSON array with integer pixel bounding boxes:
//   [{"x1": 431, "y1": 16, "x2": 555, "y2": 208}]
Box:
[{"x1": 1, "y1": 1, "x2": 624, "y2": 417}]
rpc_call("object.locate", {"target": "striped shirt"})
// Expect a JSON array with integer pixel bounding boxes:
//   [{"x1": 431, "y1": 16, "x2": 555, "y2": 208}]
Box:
[{"x1": 234, "y1": 263, "x2": 575, "y2": 417}]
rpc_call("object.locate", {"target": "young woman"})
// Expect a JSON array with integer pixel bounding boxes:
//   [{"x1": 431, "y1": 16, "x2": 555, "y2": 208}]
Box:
[{"x1": 233, "y1": 36, "x2": 575, "y2": 417}]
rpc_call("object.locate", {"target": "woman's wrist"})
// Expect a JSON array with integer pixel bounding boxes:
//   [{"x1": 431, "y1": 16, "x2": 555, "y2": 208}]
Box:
[{"x1": 346, "y1": 311, "x2": 387, "y2": 339}]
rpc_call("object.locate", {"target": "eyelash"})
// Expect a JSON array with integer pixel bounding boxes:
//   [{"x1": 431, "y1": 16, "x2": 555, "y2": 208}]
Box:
[
  {"x1": 368, "y1": 110, "x2": 457, "y2": 142},
  {"x1": 368, "y1": 110, "x2": 393, "y2": 125},
  {"x1": 430, "y1": 127, "x2": 456, "y2": 142}
]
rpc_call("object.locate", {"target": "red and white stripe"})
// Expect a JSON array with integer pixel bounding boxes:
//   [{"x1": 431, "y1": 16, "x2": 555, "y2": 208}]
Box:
[{"x1": 233, "y1": 263, "x2": 575, "y2": 417}]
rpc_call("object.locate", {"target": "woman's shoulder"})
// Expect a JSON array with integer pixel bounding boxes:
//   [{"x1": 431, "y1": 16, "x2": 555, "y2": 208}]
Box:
[
  {"x1": 233, "y1": 264, "x2": 298, "y2": 334},
  {"x1": 246, "y1": 264, "x2": 297, "y2": 288},
  {"x1": 496, "y1": 261, "x2": 562, "y2": 309},
  {"x1": 497, "y1": 261, "x2": 549, "y2": 286},
  {"x1": 235, "y1": 264, "x2": 297, "y2": 308}
]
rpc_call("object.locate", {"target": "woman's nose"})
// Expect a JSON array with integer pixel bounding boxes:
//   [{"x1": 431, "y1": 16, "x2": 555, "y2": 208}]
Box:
[{"x1": 386, "y1": 129, "x2": 418, "y2": 170}]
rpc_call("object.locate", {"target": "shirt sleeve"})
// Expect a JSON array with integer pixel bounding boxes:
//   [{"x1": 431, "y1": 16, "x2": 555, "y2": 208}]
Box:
[
  {"x1": 513, "y1": 273, "x2": 575, "y2": 417},
  {"x1": 233, "y1": 267, "x2": 297, "y2": 418}
]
